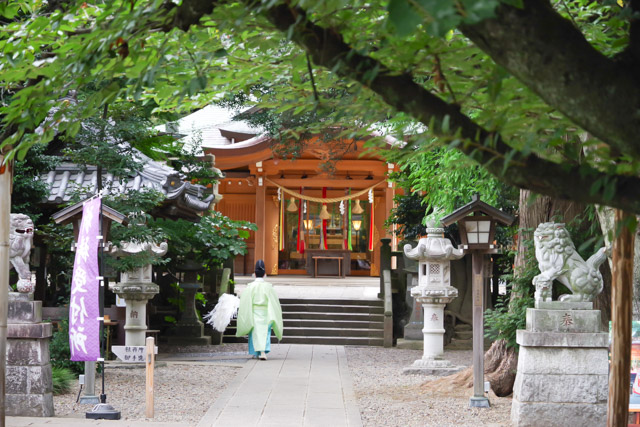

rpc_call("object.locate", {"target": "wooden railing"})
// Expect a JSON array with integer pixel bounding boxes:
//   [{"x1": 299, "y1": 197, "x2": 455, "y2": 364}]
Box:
[{"x1": 382, "y1": 269, "x2": 393, "y2": 348}]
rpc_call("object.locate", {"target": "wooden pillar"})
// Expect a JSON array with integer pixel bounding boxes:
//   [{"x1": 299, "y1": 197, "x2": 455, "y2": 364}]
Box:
[
  {"x1": 607, "y1": 209, "x2": 634, "y2": 426},
  {"x1": 0, "y1": 154, "x2": 12, "y2": 424},
  {"x1": 470, "y1": 251, "x2": 490, "y2": 407},
  {"x1": 385, "y1": 175, "x2": 394, "y2": 239},
  {"x1": 265, "y1": 187, "x2": 279, "y2": 276},
  {"x1": 254, "y1": 175, "x2": 266, "y2": 264}
]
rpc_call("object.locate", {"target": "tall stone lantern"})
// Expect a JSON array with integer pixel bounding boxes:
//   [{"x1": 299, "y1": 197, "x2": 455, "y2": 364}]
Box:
[
  {"x1": 109, "y1": 240, "x2": 168, "y2": 346},
  {"x1": 403, "y1": 223, "x2": 465, "y2": 375}
]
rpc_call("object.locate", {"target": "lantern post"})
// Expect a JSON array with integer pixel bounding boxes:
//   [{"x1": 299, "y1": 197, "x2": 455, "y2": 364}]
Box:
[{"x1": 441, "y1": 194, "x2": 514, "y2": 408}]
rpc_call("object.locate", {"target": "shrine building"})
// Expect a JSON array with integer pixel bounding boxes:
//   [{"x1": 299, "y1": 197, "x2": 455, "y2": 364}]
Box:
[
  {"x1": 164, "y1": 106, "x2": 400, "y2": 278},
  {"x1": 208, "y1": 135, "x2": 397, "y2": 277}
]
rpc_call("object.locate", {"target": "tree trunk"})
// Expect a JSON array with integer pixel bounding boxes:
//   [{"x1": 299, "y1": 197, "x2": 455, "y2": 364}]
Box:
[
  {"x1": 482, "y1": 189, "x2": 590, "y2": 396},
  {"x1": 597, "y1": 205, "x2": 640, "y2": 320},
  {"x1": 607, "y1": 210, "x2": 634, "y2": 426}
]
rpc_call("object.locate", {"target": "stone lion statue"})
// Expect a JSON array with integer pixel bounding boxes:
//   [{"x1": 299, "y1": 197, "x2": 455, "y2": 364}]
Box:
[
  {"x1": 532, "y1": 222, "x2": 608, "y2": 302},
  {"x1": 10, "y1": 213, "x2": 34, "y2": 293}
]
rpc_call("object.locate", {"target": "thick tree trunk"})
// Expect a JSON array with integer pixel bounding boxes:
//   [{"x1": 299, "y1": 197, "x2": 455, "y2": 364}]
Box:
[
  {"x1": 608, "y1": 210, "x2": 634, "y2": 426},
  {"x1": 481, "y1": 189, "x2": 591, "y2": 396},
  {"x1": 597, "y1": 205, "x2": 640, "y2": 320}
]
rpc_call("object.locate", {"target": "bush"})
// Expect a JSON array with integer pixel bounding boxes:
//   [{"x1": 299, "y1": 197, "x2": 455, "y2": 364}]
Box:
[
  {"x1": 49, "y1": 320, "x2": 84, "y2": 375},
  {"x1": 52, "y1": 366, "x2": 75, "y2": 395}
]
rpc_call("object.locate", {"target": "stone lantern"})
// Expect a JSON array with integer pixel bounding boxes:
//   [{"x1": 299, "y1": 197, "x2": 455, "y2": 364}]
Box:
[
  {"x1": 403, "y1": 223, "x2": 465, "y2": 375},
  {"x1": 167, "y1": 259, "x2": 211, "y2": 346},
  {"x1": 109, "y1": 240, "x2": 168, "y2": 347}
]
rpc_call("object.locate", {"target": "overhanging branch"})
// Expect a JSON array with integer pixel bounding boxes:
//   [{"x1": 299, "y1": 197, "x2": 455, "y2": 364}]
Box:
[
  {"x1": 258, "y1": 2, "x2": 640, "y2": 214},
  {"x1": 460, "y1": 0, "x2": 640, "y2": 160}
]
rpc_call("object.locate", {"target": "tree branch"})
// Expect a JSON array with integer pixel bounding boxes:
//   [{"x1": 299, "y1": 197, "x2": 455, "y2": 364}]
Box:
[
  {"x1": 258, "y1": 2, "x2": 640, "y2": 213},
  {"x1": 459, "y1": 0, "x2": 640, "y2": 160}
]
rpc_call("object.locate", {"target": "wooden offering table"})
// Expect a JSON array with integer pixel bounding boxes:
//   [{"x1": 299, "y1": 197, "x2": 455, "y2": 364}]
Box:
[{"x1": 306, "y1": 249, "x2": 351, "y2": 278}]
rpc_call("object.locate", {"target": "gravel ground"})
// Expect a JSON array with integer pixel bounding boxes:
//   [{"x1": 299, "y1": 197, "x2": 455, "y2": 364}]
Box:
[
  {"x1": 54, "y1": 343, "x2": 248, "y2": 425},
  {"x1": 54, "y1": 344, "x2": 511, "y2": 426},
  {"x1": 345, "y1": 346, "x2": 511, "y2": 427}
]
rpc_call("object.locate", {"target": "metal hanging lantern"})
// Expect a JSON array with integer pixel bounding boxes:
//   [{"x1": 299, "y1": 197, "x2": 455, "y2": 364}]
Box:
[{"x1": 286, "y1": 197, "x2": 298, "y2": 212}]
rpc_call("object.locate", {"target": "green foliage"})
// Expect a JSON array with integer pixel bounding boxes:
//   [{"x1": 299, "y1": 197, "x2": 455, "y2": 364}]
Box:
[
  {"x1": 49, "y1": 320, "x2": 84, "y2": 375},
  {"x1": 52, "y1": 366, "x2": 75, "y2": 395},
  {"x1": 153, "y1": 212, "x2": 256, "y2": 269},
  {"x1": 12, "y1": 143, "x2": 59, "y2": 221},
  {"x1": 485, "y1": 243, "x2": 537, "y2": 349},
  {"x1": 389, "y1": 146, "x2": 517, "y2": 216},
  {"x1": 1, "y1": 0, "x2": 639, "y2": 217},
  {"x1": 386, "y1": 192, "x2": 428, "y2": 240},
  {"x1": 484, "y1": 287, "x2": 534, "y2": 349}
]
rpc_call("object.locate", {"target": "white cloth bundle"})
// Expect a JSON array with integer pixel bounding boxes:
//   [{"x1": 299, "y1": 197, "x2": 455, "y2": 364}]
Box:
[{"x1": 204, "y1": 293, "x2": 240, "y2": 332}]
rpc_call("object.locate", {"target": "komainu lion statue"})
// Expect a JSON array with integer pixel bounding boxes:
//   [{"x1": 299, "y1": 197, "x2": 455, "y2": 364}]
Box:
[
  {"x1": 533, "y1": 222, "x2": 608, "y2": 302},
  {"x1": 10, "y1": 213, "x2": 34, "y2": 293}
]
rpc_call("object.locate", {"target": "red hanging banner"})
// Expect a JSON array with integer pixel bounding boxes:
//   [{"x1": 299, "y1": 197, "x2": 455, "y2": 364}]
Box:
[
  {"x1": 368, "y1": 191, "x2": 374, "y2": 251},
  {"x1": 322, "y1": 187, "x2": 328, "y2": 250}
]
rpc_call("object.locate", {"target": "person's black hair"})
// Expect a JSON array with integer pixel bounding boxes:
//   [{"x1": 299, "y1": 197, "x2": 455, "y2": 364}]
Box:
[{"x1": 255, "y1": 259, "x2": 266, "y2": 277}]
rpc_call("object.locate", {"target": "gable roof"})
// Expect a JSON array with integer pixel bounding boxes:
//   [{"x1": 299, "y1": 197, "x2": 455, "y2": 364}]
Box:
[{"x1": 440, "y1": 194, "x2": 515, "y2": 227}]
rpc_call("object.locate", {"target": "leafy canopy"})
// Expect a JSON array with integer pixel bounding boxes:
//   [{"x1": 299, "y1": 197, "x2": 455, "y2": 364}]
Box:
[{"x1": 2, "y1": 0, "x2": 640, "y2": 215}]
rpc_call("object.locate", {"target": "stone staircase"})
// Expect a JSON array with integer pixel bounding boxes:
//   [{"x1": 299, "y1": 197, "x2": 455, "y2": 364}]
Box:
[{"x1": 223, "y1": 298, "x2": 385, "y2": 346}]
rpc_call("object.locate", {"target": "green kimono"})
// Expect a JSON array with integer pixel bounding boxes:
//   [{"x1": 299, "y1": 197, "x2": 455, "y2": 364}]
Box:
[{"x1": 235, "y1": 278, "x2": 283, "y2": 353}]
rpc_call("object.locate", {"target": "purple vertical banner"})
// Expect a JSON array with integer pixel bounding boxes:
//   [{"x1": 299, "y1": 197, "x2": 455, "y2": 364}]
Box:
[{"x1": 69, "y1": 197, "x2": 101, "y2": 361}]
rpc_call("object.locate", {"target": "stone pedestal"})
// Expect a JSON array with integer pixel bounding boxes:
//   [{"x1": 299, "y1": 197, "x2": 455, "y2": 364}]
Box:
[
  {"x1": 6, "y1": 292, "x2": 54, "y2": 417},
  {"x1": 511, "y1": 302, "x2": 608, "y2": 426},
  {"x1": 110, "y1": 282, "x2": 159, "y2": 346},
  {"x1": 168, "y1": 282, "x2": 211, "y2": 346},
  {"x1": 403, "y1": 297, "x2": 464, "y2": 375}
]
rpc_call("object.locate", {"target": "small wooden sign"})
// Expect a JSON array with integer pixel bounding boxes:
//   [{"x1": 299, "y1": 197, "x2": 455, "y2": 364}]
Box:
[
  {"x1": 473, "y1": 282, "x2": 483, "y2": 307},
  {"x1": 112, "y1": 345, "x2": 157, "y2": 363}
]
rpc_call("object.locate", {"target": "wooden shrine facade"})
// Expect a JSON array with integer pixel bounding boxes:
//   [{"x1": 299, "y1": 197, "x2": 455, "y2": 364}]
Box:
[{"x1": 206, "y1": 135, "x2": 398, "y2": 277}]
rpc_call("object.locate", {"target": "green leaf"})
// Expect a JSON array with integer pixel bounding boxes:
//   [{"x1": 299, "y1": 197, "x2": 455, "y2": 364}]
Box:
[{"x1": 387, "y1": 0, "x2": 423, "y2": 37}]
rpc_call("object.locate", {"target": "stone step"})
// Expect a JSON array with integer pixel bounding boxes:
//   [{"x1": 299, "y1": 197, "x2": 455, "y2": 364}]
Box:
[
  {"x1": 283, "y1": 311, "x2": 384, "y2": 322},
  {"x1": 222, "y1": 334, "x2": 386, "y2": 346},
  {"x1": 281, "y1": 336, "x2": 384, "y2": 346},
  {"x1": 223, "y1": 297, "x2": 385, "y2": 347},
  {"x1": 283, "y1": 327, "x2": 384, "y2": 338},
  {"x1": 284, "y1": 319, "x2": 384, "y2": 329},
  {"x1": 280, "y1": 298, "x2": 383, "y2": 307},
  {"x1": 280, "y1": 304, "x2": 384, "y2": 314}
]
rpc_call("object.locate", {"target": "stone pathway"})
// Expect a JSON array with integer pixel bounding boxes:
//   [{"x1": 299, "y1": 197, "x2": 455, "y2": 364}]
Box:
[
  {"x1": 7, "y1": 345, "x2": 361, "y2": 426},
  {"x1": 197, "y1": 344, "x2": 362, "y2": 427}
]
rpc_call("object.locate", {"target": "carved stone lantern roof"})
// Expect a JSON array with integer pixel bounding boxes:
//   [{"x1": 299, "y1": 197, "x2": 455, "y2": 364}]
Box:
[
  {"x1": 404, "y1": 227, "x2": 465, "y2": 263},
  {"x1": 109, "y1": 240, "x2": 168, "y2": 258}
]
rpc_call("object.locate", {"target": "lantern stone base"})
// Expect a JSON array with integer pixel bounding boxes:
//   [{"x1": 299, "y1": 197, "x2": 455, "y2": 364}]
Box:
[
  {"x1": 6, "y1": 293, "x2": 54, "y2": 417},
  {"x1": 403, "y1": 357, "x2": 465, "y2": 375},
  {"x1": 511, "y1": 303, "x2": 608, "y2": 427}
]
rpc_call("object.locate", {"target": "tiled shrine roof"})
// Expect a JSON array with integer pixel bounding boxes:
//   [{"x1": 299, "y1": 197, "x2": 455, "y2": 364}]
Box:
[{"x1": 42, "y1": 150, "x2": 216, "y2": 220}]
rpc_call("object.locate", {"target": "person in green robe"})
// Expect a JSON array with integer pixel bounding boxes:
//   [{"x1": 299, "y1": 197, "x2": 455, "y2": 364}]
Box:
[{"x1": 236, "y1": 260, "x2": 283, "y2": 360}]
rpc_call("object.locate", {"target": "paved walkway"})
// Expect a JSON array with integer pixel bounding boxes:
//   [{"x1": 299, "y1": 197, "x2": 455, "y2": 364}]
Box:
[
  {"x1": 198, "y1": 344, "x2": 362, "y2": 427},
  {"x1": 6, "y1": 344, "x2": 362, "y2": 427}
]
